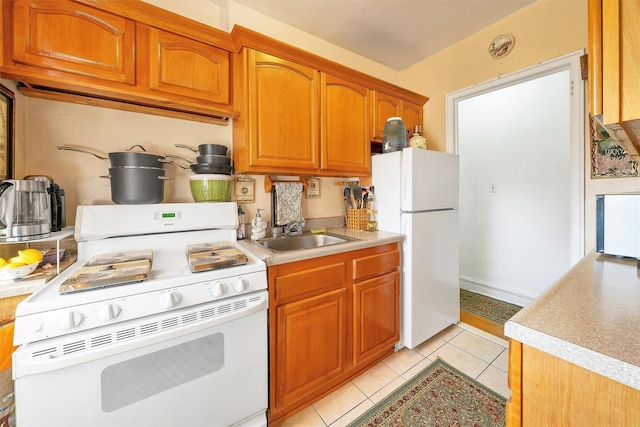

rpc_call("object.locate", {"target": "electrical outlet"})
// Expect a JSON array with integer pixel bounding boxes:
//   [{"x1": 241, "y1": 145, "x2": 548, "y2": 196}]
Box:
[{"x1": 489, "y1": 183, "x2": 497, "y2": 193}]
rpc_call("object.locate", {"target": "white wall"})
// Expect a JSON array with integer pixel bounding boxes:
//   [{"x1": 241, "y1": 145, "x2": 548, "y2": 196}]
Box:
[{"x1": 458, "y1": 70, "x2": 571, "y2": 303}]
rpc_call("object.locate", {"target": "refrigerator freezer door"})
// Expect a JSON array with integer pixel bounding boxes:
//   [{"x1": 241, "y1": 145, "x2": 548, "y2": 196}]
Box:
[
  {"x1": 401, "y1": 148, "x2": 459, "y2": 211},
  {"x1": 401, "y1": 209, "x2": 459, "y2": 349}
]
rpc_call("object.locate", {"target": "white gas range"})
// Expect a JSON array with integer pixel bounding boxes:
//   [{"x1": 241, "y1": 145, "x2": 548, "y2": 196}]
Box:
[{"x1": 12, "y1": 202, "x2": 268, "y2": 427}]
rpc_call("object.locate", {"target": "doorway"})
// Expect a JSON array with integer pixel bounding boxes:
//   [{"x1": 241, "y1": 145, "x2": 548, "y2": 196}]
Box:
[{"x1": 446, "y1": 51, "x2": 585, "y2": 305}]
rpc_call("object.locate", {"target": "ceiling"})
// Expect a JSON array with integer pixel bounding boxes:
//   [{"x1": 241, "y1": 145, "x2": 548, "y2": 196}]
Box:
[{"x1": 233, "y1": 0, "x2": 537, "y2": 70}]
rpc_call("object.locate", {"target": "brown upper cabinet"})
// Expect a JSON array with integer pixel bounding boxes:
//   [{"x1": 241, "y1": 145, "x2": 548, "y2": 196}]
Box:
[
  {"x1": 320, "y1": 74, "x2": 371, "y2": 175},
  {"x1": 372, "y1": 91, "x2": 424, "y2": 142},
  {"x1": 9, "y1": 0, "x2": 136, "y2": 85},
  {"x1": 232, "y1": 50, "x2": 321, "y2": 174},
  {"x1": 588, "y1": 0, "x2": 640, "y2": 123},
  {"x1": 232, "y1": 49, "x2": 372, "y2": 177},
  {"x1": 232, "y1": 26, "x2": 428, "y2": 177},
  {"x1": 137, "y1": 26, "x2": 230, "y2": 106},
  {"x1": 0, "y1": 0, "x2": 237, "y2": 124},
  {"x1": 588, "y1": 0, "x2": 640, "y2": 154}
]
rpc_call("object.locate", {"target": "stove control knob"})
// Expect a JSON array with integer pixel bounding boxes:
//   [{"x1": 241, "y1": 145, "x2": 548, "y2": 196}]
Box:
[
  {"x1": 159, "y1": 290, "x2": 181, "y2": 309},
  {"x1": 233, "y1": 278, "x2": 246, "y2": 293},
  {"x1": 211, "y1": 282, "x2": 225, "y2": 298},
  {"x1": 60, "y1": 311, "x2": 83, "y2": 331},
  {"x1": 99, "y1": 303, "x2": 121, "y2": 322}
]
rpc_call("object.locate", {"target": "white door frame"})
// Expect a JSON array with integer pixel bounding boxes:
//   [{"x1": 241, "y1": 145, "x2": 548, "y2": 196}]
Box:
[{"x1": 445, "y1": 50, "x2": 585, "y2": 266}]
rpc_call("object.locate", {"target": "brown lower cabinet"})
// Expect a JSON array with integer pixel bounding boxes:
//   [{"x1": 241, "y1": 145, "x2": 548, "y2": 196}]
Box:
[
  {"x1": 268, "y1": 243, "x2": 400, "y2": 425},
  {"x1": 507, "y1": 340, "x2": 640, "y2": 426}
]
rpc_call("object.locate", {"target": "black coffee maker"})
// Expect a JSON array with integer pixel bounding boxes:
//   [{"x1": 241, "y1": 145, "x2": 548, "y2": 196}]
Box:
[{"x1": 24, "y1": 175, "x2": 65, "y2": 232}]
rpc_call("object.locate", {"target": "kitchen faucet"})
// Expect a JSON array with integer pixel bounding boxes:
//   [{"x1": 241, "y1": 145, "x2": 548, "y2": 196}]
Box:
[{"x1": 284, "y1": 220, "x2": 306, "y2": 236}]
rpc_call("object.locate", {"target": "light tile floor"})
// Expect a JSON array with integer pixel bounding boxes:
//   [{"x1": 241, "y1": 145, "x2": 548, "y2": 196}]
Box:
[{"x1": 281, "y1": 322, "x2": 510, "y2": 427}]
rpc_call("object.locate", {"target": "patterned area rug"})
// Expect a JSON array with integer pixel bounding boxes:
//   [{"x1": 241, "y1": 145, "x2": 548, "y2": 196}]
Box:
[
  {"x1": 460, "y1": 289, "x2": 522, "y2": 324},
  {"x1": 348, "y1": 358, "x2": 506, "y2": 427}
]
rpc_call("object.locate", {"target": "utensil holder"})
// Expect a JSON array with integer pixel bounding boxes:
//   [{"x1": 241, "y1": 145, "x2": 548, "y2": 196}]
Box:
[{"x1": 347, "y1": 209, "x2": 368, "y2": 230}]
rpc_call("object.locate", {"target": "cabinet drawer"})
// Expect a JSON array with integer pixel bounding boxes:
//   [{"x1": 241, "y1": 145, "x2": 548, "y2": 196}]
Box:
[
  {"x1": 274, "y1": 261, "x2": 346, "y2": 302},
  {"x1": 353, "y1": 249, "x2": 400, "y2": 281}
]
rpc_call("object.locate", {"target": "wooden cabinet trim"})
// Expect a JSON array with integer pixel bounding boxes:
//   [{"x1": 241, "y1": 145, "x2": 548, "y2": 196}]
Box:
[
  {"x1": 601, "y1": 0, "x2": 621, "y2": 123},
  {"x1": 588, "y1": 0, "x2": 603, "y2": 116},
  {"x1": 506, "y1": 340, "x2": 522, "y2": 427}
]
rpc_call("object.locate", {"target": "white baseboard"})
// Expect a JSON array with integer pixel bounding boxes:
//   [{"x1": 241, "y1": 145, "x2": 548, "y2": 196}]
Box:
[{"x1": 460, "y1": 276, "x2": 534, "y2": 307}]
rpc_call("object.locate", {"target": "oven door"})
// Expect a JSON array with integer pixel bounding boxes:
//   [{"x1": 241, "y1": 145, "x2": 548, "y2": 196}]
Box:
[{"x1": 13, "y1": 292, "x2": 268, "y2": 427}]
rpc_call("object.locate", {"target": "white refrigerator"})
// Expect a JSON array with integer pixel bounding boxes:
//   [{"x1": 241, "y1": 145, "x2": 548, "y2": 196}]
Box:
[{"x1": 372, "y1": 148, "x2": 459, "y2": 349}]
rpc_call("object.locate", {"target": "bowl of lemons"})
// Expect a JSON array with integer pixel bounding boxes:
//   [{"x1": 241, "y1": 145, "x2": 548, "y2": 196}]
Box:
[{"x1": 0, "y1": 249, "x2": 43, "y2": 281}]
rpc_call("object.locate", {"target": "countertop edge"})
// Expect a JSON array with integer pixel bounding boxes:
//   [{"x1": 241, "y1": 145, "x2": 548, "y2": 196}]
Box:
[{"x1": 505, "y1": 320, "x2": 640, "y2": 391}]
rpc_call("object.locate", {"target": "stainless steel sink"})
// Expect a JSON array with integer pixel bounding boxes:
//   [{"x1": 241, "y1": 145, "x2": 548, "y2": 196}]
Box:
[{"x1": 253, "y1": 233, "x2": 356, "y2": 252}]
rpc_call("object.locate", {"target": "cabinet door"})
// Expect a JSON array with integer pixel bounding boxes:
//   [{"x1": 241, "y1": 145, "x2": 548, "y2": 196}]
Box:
[
  {"x1": 372, "y1": 91, "x2": 401, "y2": 140},
  {"x1": 589, "y1": 0, "x2": 640, "y2": 123},
  {"x1": 353, "y1": 271, "x2": 400, "y2": 365},
  {"x1": 321, "y1": 74, "x2": 371, "y2": 175},
  {"x1": 145, "y1": 27, "x2": 229, "y2": 104},
  {"x1": 246, "y1": 50, "x2": 320, "y2": 173},
  {"x1": 11, "y1": 0, "x2": 135, "y2": 84},
  {"x1": 275, "y1": 288, "x2": 347, "y2": 409},
  {"x1": 401, "y1": 100, "x2": 424, "y2": 136}
]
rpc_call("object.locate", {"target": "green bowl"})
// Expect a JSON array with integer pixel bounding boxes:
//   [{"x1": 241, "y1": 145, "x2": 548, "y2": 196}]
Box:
[{"x1": 189, "y1": 174, "x2": 232, "y2": 202}]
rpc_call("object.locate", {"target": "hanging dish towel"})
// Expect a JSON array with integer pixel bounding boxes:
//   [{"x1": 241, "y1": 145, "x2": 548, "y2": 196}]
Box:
[{"x1": 275, "y1": 182, "x2": 304, "y2": 225}]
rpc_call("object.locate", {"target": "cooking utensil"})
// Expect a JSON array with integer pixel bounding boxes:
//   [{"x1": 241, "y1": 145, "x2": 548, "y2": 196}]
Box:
[
  {"x1": 349, "y1": 188, "x2": 357, "y2": 209},
  {"x1": 57, "y1": 145, "x2": 108, "y2": 161},
  {"x1": 197, "y1": 144, "x2": 228, "y2": 156},
  {"x1": 175, "y1": 144, "x2": 198, "y2": 153},
  {"x1": 195, "y1": 154, "x2": 231, "y2": 166},
  {"x1": 190, "y1": 163, "x2": 233, "y2": 175},
  {"x1": 108, "y1": 167, "x2": 172, "y2": 204},
  {"x1": 108, "y1": 152, "x2": 167, "y2": 168},
  {"x1": 165, "y1": 154, "x2": 195, "y2": 165},
  {"x1": 175, "y1": 144, "x2": 228, "y2": 156},
  {"x1": 58, "y1": 145, "x2": 168, "y2": 168}
]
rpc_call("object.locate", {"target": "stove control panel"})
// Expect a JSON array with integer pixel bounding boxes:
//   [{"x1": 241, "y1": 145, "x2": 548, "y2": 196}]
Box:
[{"x1": 14, "y1": 270, "x2": 268, "y2": 345}]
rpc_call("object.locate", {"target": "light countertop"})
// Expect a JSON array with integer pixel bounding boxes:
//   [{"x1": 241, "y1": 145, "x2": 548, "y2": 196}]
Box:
[
  {"x1": 505, "y1": 251, "x2": 640, "y2": 390},
  {"x1": 239, "y1": 228, "x2": 405, "y2": 266}
]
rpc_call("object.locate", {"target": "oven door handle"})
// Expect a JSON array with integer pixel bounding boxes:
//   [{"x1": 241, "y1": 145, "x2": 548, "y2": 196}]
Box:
[{"x1": 14, "y1": 293, "x2": 268, "y2": 377}]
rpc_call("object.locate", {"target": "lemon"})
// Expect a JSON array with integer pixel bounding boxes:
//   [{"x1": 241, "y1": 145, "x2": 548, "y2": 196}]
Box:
[
  {"x1": 1, "y1": 262, "x2": 26, "y2": 269},
  {"x1": 17, "y1": 249, "x2": 43, "y2": 264},
  {"x1": 0, "y1": 258, "x2": 5, "y2": 268}
]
